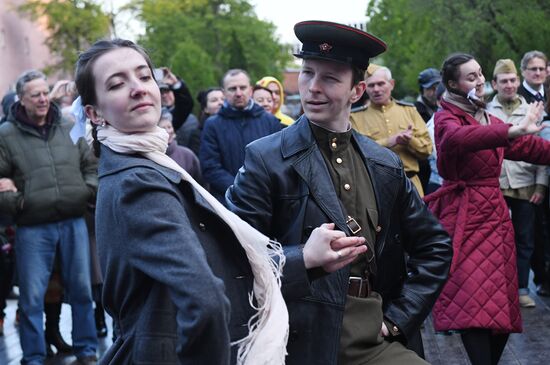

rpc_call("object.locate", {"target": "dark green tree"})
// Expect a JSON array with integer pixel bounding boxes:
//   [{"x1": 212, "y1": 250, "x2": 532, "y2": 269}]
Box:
[
  {"x1": 18, "y1": 0, "x2": 111, "y2": 75},
  {"x1": 129, "y1": 0, "x2": 291, "y2": 96},
  {"x1": 367, "y1": 0, "x2": 550, "y2": 97}
]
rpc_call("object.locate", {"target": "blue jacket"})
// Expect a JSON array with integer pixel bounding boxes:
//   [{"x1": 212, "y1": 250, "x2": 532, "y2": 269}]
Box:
[
  {"x1": 199, "y1": 101, "x2": 281, "y2": 202},
  {"x1": 96, "y1": 146, "x2": 254, "y2": 365}
]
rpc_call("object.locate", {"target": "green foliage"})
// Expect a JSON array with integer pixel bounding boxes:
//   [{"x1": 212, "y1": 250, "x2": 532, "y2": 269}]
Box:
[
  {"x1": 170, "y1": 40, "x2": 218, "y2": 97},
  {"x1": 18, "y1": 0, "x2": 111, "y2": 75},
  {"x1": 131, "y1": 0, "x2": 292, "y2": 97},
  {"x1": 367, "y1": 0, "x2": 550, "y2": 97}
]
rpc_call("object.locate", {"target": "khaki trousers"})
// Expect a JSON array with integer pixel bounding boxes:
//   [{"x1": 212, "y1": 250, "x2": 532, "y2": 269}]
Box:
[{"x1": 339, "y1": 293, "x2": 429, "y2": 365}]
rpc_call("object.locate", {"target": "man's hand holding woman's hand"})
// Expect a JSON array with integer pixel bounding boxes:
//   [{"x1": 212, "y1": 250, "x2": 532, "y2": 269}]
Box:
[{"x1": 303, "y1": 223, "x2": 367, "y2": 272}]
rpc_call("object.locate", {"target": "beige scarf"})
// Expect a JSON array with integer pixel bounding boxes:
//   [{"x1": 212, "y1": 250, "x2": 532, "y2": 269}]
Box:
[{"x1": 97, "y1": 125, "x2": 288, "y2": 365}]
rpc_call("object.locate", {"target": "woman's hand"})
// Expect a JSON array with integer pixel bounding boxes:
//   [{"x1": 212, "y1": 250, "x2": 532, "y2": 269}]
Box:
[
  {"x1": 508, "y1": 101, "x2": 545, "y2": 138},
  {"x1": 162, "y1": 68, "x2": 179, "y2": 86},
  {"x1": 303, "y1": 223, "x2": 367, "y2": 272}
]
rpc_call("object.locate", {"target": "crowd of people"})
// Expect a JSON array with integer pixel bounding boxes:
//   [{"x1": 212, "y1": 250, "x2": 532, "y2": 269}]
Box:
[{"x1": 0, "y1": 18, "x2": 549, "y2": 365}]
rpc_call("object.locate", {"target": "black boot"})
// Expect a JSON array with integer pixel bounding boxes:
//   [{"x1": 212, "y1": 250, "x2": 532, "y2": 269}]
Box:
[
  {"x1": 44, "y1": 302, "x2": 72, "y2": 354},
  {"x1": 95, "y1": 302, "x2": 108, "y2": 338}
]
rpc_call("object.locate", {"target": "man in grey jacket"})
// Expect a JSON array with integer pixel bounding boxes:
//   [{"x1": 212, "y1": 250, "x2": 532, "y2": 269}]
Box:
[
  {"x1": 487, "y1": 59, "x2": 548, "y2": 308},
  {"x1": 0, "y1": 70, "x2": 98, "y2": 365}
]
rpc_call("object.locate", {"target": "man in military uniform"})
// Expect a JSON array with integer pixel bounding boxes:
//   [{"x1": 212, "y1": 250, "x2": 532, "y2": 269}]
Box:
[
  {"x1": 351, "y1": 67, "x2": 432, "y2": 196},
  {"x1": 227, "y1": 20, "x2": 451, "y2": 364}
]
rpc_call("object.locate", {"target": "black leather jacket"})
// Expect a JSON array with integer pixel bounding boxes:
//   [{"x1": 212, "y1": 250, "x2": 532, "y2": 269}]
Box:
[{"x1": 227, "y1": 116, "x2": 452, "y2": 364}]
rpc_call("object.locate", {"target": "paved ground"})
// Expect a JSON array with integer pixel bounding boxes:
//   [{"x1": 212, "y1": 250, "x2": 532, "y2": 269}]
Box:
[{"x1": 1, "y1": 283, "x2": 549, "y2": 364}]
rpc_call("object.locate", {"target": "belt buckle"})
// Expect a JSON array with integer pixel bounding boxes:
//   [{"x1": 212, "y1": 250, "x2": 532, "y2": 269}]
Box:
[
  {"x1": 346, "y1": 215, "x2": 362, "y2": 235},
  {"x1": 348, "y1": 276, "x2": 369, "y2": 298},
  {"x1": 349, "y1": 276, "x2": 363, "y2": 288}
]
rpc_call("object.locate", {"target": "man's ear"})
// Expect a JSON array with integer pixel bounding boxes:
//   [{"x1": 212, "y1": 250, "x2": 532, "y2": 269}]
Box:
[
  {"x1": 84, "y1": 105, "x2": 101, "y2": 125},
  {"x1": 350, "y1": 81, "x2": 366, "y2": 104}
]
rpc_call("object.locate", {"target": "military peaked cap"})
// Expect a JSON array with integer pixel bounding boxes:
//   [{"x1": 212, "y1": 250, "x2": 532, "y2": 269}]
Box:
[{"x1": 293, "y1": 20, "x2": 387, "y2": 70}]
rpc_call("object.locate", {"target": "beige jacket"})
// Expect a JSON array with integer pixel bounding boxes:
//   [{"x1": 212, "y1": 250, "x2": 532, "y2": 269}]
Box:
[{"x1": 487, "y1": 95, "x2": 548, "y2": 189}]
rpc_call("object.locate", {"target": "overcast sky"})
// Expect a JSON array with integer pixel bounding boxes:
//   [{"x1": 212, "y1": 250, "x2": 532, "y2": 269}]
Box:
[
  {"x1": 250, "y1": 1, "x2": 370, "y2": 44},
  {"x1": 112, "y1": 1, "x2": 370, "y2": 45}
]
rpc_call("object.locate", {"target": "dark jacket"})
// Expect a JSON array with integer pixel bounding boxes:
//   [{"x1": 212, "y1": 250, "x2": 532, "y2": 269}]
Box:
[
  {"x1": 414, "y1": 96, "x2": 437, "y2": 122},
  {"x1": 175, "y1": 113, "x2": 200, "y2": 152},
  {"x1": 0, "y1": 102, "x2": 97, "y2": 226},
  {"x1": 227, "y1": 116, "x2": 452, "y2": 364},
  {"x1": 518, "y1": 83, "x2": 547, "y2": 104},
  {"x1": 96, "y1": 146, "x2": 254, "y2": 365},
  {"x1": 199, "y1": 101, "x2": 281, "y2": 202},
  {"x1": 165, "y1": 140, "x2": 202, "y2": 183},
  {"x1": 169, "y1": 80, "x2": 194, "y2": 131}
]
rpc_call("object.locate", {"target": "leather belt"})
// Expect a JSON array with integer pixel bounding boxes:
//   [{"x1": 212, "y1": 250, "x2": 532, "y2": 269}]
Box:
[{"x1": 348, "y1": 276, "x2": 371, "y2": 298}]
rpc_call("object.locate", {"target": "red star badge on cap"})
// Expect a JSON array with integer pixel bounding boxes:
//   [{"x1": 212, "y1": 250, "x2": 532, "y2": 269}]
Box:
[{"x1": 319, "y1": 43, "x2": 332, "y2": 52}]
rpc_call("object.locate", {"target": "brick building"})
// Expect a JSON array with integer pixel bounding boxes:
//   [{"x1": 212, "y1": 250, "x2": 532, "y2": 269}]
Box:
[{"x1": 0, "y1": 0, "x2": 53, "y2": 98}]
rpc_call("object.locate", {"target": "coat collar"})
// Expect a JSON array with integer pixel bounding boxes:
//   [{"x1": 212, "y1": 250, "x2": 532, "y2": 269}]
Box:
[
  {"x1": 281, "y1": 115, "x2": 401, "y2": 168},
  {"x1": 440, "y1": 99, "x2": 483, "y2": 125},
  {"x1": 280, "y1": 116, "x2": 396, "y2": 238}
]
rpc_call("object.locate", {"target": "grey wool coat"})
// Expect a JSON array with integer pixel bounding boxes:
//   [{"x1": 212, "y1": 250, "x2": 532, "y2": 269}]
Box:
[{"x1": 95, "y1": 146, "x2": 255, "y2": 365}]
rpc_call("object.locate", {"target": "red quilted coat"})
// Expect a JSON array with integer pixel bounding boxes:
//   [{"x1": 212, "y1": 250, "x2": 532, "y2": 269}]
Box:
[{"x1": 425, "y1": 100, "x2": 550, "y2": 333}]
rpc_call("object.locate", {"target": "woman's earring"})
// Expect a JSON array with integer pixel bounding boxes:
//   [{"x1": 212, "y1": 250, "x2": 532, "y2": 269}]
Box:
[{"x1": 97, "y1": 118, "x2": 106, "y2": 127}]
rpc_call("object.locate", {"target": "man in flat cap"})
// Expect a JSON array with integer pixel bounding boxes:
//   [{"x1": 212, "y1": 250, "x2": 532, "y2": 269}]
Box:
[
  {"x1": 350, "y1": 66, "x2": 432, "y2": 197},
  {"x1": 227, "y1": 20, "x2": 451, "y2": 364},
  {"x1": 415, "y1": 68, "x2": 442, "y2": 123},
  {"x1": 487, "y1": 59, "x2": 548, "y2": 308},
  {"x1": 414, "y1": 67, "x2": 441, "y2": 192}
]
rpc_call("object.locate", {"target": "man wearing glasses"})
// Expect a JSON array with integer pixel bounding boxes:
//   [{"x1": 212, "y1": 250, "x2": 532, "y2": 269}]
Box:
[
  {"x1": 518, "y1": 50, "x2": 550, "y2": 299},
  {"x1": 519, "y1": 50, "x2": 547, "y2": 104}
]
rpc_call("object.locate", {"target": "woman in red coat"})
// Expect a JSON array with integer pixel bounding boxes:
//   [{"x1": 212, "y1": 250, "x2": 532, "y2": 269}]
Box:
[{"x1": 425, "y1": 53, "x2": 548, "y2": 365}]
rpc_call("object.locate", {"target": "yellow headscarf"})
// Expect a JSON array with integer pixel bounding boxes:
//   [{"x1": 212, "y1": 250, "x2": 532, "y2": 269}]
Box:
[{"x1": 257, "y1": 76, "x2": 295, "y2": 126}]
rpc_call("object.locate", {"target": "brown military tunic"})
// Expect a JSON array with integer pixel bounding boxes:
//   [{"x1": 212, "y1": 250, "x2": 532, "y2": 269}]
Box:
[
  {"x1": 310, "y1": 122, "x2": 428, "y2": 365},
  {"x1": 350, "y1": 99, "x2": 432, "y2": 197}
]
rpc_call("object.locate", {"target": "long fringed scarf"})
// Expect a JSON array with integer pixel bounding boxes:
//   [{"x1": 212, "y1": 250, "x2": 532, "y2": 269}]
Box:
[{"x1": 97, "y1": 125, "x2": 288, "y2": 365}]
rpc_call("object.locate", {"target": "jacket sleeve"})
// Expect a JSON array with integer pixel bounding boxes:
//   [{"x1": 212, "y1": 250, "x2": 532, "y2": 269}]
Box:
[
  {"x1": 226, "y1": 143, "x2": 312, "y2": 300},
  {"x1": 171, "y1": 80, "x2": 194, "y2": 131},
  {"x1": 435, "y1": 111, "x2": 512, "y2": 155},
  {"x1": 406, "y1": 108, "x2": 432, "y2": 160},
  {"x1": 504, "y1": 134, "x2": 550, "y2": 166},
  {"x1": 199, "y1": 120, "x2": 237, "y2": 197},
  {"x1": 116, "y1": 168, "x2": 231, "y2": 364},
  {"x1": 384, "y1": 171, "x2": 452, "y2": 342},
  {"x1": 0, "y1": 137, "x2": 23, "y2": 216}
]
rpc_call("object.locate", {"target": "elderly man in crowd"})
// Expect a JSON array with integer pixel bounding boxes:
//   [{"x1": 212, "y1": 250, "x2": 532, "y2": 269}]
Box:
[
  {"x1": 0, "y1": 70, "x2": 98, "y2": 365},
  {"x1": 350, "y1": 66, "x2": 432, "y2": 196}
]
